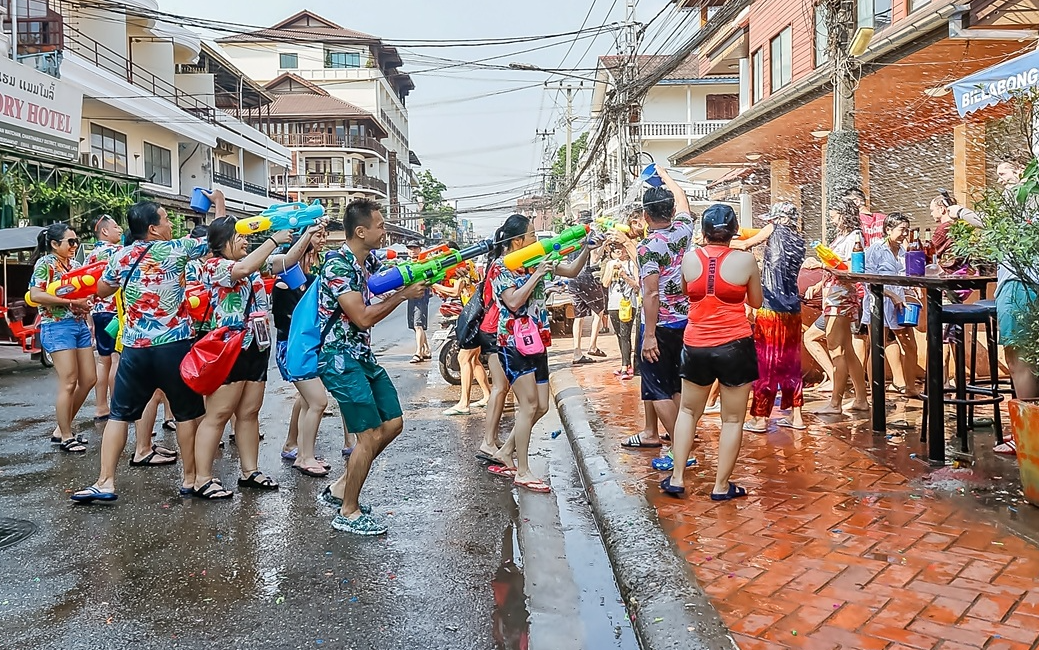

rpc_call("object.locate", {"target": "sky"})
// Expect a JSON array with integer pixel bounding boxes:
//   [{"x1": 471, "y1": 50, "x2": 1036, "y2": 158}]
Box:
[{"x1": 162, "y1": 0, "x2": 697, "y2": 235}]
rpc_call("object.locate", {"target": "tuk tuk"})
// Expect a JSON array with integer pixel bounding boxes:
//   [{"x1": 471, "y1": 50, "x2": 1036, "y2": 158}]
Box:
[{"x1": 0, "y1": 226, "x2": 51, "y2": 366}]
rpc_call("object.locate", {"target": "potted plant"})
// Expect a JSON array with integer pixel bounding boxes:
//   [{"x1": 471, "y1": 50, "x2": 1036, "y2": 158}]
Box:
[{"x1": 954, "y1": 163, "x2": 1039, "y2": 506}]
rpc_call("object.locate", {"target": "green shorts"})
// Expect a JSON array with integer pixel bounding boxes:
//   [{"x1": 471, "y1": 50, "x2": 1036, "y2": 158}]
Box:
[
  {"x1": 996, "y1": 280, "x2": 1038, "y2": 347},
  {"x1": 319, "y1": 352, "x2": 403, "y2": 434}
]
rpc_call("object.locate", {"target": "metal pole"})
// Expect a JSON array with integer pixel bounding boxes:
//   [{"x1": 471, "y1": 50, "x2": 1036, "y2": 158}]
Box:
[{"x1": 10, "y1": 0, "x2": 17, "y2": 60}]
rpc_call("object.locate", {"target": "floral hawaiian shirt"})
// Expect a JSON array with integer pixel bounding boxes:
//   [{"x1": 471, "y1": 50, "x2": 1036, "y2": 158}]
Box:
[
  {"x1": 101, "y1": 237, "x2": 208, "y2": 348},
  {"x1": 201, "y1": 257, "x2": 271, "y2": 350},
  {"x1": 637, "y1": 213, "x2": 693, "y2": 327},
  {"x1": 489, "y1": 259, "x2": 549, "y2": 349},
  {"x1": 86, "y1": 242, "x2": 122, "y2": 314},
  {"x1": 318, "y1": 246, "x2": 376, "y2": 365},
  {"x1": 31, "y1": 254, "x2": 81, "y2": 324},
  {"x1": 185, "y1": 259, "x2": 204, "y2": 283}
]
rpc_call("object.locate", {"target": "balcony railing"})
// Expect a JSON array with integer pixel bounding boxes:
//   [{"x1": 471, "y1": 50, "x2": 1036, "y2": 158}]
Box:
[
  {"x1": 268, "y1": 189, "x2": 289, "y2": 202},
  {"x1": 63, "y1": 23, "x2": 216, "y2": 124},
  {"x1": 243, "y1": 181, "x2": 267, "y2": 197},
  {"x1": 631, "y1": 121, "x2": 730, "y2": 139},
  {"x1": 213, "y1": 171, "x2": 242, "y2": 190},
  {"x1": 275, "y1": 173, "x2": 387, "y2": 195},
  {"x1": 269, "y1": 133, "x2": 387, "y2": 158}
]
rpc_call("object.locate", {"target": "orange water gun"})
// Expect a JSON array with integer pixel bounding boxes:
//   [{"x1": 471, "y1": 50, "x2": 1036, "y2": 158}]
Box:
[
  {"x1": 46, "y1": 261, "x2": 108, "y2": 300},
  {"x1": 415, "y1": 243, "x2": 449, "y2": 261},
  {"x1": 184, "y1": 283, "x2": 210, "y2": 322},
  {"x1": 735, "y1": 227, "x2": 761, "y2": 240},
  {"x1": 812, "y1": 241, "x2": 849, "y2": 271}
]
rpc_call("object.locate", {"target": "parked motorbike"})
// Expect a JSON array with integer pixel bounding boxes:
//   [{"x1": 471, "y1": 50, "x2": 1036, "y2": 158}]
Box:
[{"x1": 432, "y1": 301, "x2": 463, "y2": 385}]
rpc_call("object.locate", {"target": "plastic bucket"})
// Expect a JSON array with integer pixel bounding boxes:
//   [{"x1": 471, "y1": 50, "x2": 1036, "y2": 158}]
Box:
[
  {"x1": 190, "y1": 188, "x2": 212, "y2": 214},
  {"x1": 639, "y1": 163, "x2": 663, "y2": 187},
  {"x1": 898, "y1": 301, "x2": 921, "y2": 327},
  {"x1": 278, "y1": 263, "x2": 306, "y2": 290}
]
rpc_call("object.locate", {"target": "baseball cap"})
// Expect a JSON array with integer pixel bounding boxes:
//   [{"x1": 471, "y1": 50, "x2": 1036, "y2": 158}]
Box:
[
  {"x1": 701, "y1": 204, "x2": 739, "y2": 241},
  {"x1": 762, "y1": 202, "x2": 798, "y2": 222}
]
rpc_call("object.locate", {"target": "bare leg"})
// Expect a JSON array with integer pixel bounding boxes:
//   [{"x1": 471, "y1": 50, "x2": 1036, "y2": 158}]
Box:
[
  {"x1": 416, "y1": 326, "x2": 429, "y2": 358},
  {"x1": 95, "y1": 354, "x2": 113, "y2": 418},
  {"x1": 1007, "y1": 346, "x2": 1039, "y2": 400},
  {"x1": 642, "y1": 400, "x2": 659, "y2": 439},
  {"x1": 294, "y1": 378, "x2": 328, "y2": 469},
  {"x1": 283, "y1": 394, "x2": 303, "y2": 453},
  {"x1": 510, "y1": 375, "x2": 550, "y2": 484},
  {"x1": 194, "y1": 382, "x2": 246, "y2": 489},
  {"x1": 804, "y1": 325, "x2": 835, "y2": 390},
  {"x1": 884, "y1": 334, "x2": 907, "y2": 390},
  {"x1": 176, "y1": 417, "x2": 198, "y2": 491},
  {"x1": 571, "y1": 316, "x2": 584, "y2": 360},
  {"x1": 134, "y1": 391, "x2": 161, "y2": 458},
  {"x1": 234, "y1": 381, "x2": 267, "y2": 478},
  {"x1": 337, "y1": 417, "x2": 404, "y2": 518},
  {"x1": 485, "y1": 354, "x2": 509, "y2": 457},
  {"x1": 894, "y1": 329, "x2": 920, "y2": 396},
  {"x1": 50, "y1": 349, "x2": 80, "y2": 442},
  {"x1": 652, "y1": 395, "x2": 680, "y2": 437},
  {"x1": 669, "y1": 380, "x2": 711, "y2": 489},
  {"x1": 80, "y1": 420, "x2": 130, "y2": 492},
  {"x1": 587, "y1": 312, "x2": 602, "y2": 351},
  {"x1": 452, "y1": 347, "x2": 478, "y2": 411},
  {"x1": 713, "y1": 383, "x2": 754, "y2": 494},
  {"x1": 472, "y1": 354, "x2": 491, "y2": 403}
]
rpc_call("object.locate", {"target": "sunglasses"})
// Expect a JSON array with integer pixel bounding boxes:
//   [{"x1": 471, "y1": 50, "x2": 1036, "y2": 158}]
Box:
[{"x1": 62, "y1": 238, "x2": 80, "y2": 246}]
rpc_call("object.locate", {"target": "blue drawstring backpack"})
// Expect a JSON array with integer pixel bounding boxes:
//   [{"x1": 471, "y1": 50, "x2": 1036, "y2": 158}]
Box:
[{"x1": 284, "y1": 254, "x2": 342, "y2": 381}]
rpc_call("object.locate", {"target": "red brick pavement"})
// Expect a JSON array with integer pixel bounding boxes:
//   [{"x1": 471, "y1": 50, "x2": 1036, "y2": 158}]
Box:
[{"x1": 564, "y1": 346, "x2": 1039, "y2": 650}]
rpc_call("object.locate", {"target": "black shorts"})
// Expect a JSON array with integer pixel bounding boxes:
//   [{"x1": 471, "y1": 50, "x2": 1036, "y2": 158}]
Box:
[
  {"x1": 571, "y1": 286, "x2": 606, "y2": 318},
  {"x1": 679, "y1": 337, "x2": 759, "y2": 388},
  {"x1": 224, "y1": 341, "x2": 270, "y2": 384},
  {"x1": 639, "y1": 326, "x2": 685, "y2": 401},
  {"x1": 91, "y1": 312, "x2": 117, "y2": 357},
  {"x1": 110, "y1": 338, "x2": 205, "y2": 423},
  {"x1": 477, "y1": 329, "x2": 499, "y2": 355},
  {"x1": 407, "y1": 296, "x2": 429, "y2": 330},
  {"x1": 499, "y1": 347, "x2": 549, "y2": 385}
]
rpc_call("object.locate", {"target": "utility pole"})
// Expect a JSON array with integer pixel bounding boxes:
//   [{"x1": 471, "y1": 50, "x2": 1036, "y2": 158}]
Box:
[
  {"x1": 616, "y1": 0, "x2": 640, "y2": 204},
  {"x1": 546, "y1": 82, "x2": 587, "y2": 221},
  {"x1": 823, "y1": 0, "x2": 862, "y2": 240},
  {"x1": 535, "y1": 129, "x2": 555, "y2": 196}
]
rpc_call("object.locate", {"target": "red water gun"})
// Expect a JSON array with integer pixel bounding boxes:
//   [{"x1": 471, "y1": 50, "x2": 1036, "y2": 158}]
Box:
[
  {"x1": 46, "y1": 261, "x2": 108, "y2": 300},
  {"x1": 415, "y1": 243, "x2": 449, "y2": 261},
  {"x1": 184, "y1": 283, "x2": 210, "y2": 322}
]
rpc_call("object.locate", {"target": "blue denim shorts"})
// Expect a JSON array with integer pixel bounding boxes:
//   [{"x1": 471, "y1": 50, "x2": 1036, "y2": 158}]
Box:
[{"x1": 40, "y1": 319, "x2": 92, "y2": 353}]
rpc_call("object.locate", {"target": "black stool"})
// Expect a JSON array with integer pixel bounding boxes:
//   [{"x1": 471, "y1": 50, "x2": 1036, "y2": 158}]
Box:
[
  {"x1": 970, "y1": 299, "x2": 1017, "y2": 403},
  {"x1": 920, "y1": 303, "x2": 1004, "y2": 452}
]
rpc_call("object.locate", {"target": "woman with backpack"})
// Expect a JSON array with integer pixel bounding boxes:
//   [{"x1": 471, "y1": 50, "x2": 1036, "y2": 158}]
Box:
[
  {"x1": 190, "y1": 218, "x2": 319, "y2": 499},
  {"x1": 485, "y1": 214, "x2": 594, "y2": 493}
]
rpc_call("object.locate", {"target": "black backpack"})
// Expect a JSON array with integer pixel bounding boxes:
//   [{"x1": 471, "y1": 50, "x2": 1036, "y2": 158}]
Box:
[{"x1": 456, "y1": 277, "x2": 488, "y2": 348}]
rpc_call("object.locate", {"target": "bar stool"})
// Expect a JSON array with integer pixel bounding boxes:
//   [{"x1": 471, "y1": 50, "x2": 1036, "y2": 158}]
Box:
[
  {"x1": 920, "y1": 303, "x2": 1004, "y2": 452},
  {"x1": 970, "y1": 299, "x2": 1017, "y2": 403}
]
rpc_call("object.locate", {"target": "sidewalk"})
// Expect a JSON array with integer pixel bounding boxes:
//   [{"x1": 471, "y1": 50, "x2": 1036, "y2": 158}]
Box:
[
  {"x1": 551, "y1": 333, "x2": 1039, "y2": 650},
  {"x1": 0, "y1": 344, "x2": 41, "y2": 374}
]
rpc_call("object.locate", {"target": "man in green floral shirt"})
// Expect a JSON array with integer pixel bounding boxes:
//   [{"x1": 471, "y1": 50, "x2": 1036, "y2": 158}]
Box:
[{"x1": 316, "y1": 198, "x2": 428, "y2": 535}]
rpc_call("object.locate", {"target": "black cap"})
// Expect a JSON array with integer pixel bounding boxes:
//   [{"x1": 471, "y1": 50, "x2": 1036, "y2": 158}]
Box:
[
  {"x1": 701, "y1": 204, "x2": 739, "y2": 242},
  {"x1": 406, "y1": 240, "x2": 422, "y2": 248}
]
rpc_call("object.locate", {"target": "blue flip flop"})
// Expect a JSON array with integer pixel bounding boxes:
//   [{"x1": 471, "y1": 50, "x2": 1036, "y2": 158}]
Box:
[
  {"x1": 660, "y1": 477, "x2": 685, "y2": 497},
  {"x1": 281, "y1": 448, "x2": 298, "y2": 461},
  {"x1": 651, "y1": 453, "x2": 696, "y2": 471},
  {"x1": 70, "y1": 486, "x2": 118, "y2": 504},
  {"x1": 711, "y1": 482, "x2": 748, "y2": 501}
]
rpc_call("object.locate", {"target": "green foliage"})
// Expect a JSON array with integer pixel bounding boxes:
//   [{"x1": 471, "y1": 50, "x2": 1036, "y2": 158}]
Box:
[
  {"x1": 168, "y1": 210, "x2": 188, "y2": 239},
  {"x1": 416, "y1": 169, "x2": 457, "y2": 238},
  {"x1": 0, "y1": 166, "x2": 136, "y2": 228},
  {"x1": 550, "y1": 131, "x2": 589, "y2": 182}
]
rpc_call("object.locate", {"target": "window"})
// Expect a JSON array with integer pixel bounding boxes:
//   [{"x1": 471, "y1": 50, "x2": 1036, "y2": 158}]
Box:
[
  {"x1": 858, "y1": 0, "x2": 893, "y2": 30},
  {"x1": 752, "y1": 49, "x2": 763, "y2": 103},
  {"x1": 908, "y1": 0, "x2": 930, "y2": 11},
  {"x1": 279, "y1": 52, "x2": 298, "y2": 69},
  {"x1": 815, "y1": 3, "x2": 829, "y2": 68},
  {"x1": 143, "y1": 142, "x2": 171, "y2": 187},
  {"x1": 326, "y1": 51, "x2": 361, "y2": 69},
  {"x1": 217, "y1": 160, "x2": 239, "y2": 179},
  {"x1": 706, "y1": 94, "x2": 739, "y2": 120},
  {"x1": 90, "y1": 124, "x2": 127, "y2": 174},
  {"x1": 770, "y1": 27, "x2": 792, "y2": 92}
]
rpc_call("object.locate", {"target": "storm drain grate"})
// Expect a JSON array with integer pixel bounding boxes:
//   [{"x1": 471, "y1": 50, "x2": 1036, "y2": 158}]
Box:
[{"x1": 0, "y1": 518, "x2": 38, "y2": 550}]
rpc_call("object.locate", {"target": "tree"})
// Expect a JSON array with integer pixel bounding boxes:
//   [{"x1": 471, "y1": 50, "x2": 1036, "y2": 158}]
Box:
[
  {"x1": 549, "y1": 132, "x2": 589, "y2": 190},
  {"x1": 416, "y1": 169, "x2": 457, "y2": 240}
]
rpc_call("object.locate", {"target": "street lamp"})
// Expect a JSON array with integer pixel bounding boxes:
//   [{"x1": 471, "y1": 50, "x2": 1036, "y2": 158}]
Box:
[{"x1": 508, "y1": 62, "x2": 602, "y2": 85}]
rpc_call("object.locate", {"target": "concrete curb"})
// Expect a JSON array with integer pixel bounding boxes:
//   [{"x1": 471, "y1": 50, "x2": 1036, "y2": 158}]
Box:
[{"x1": 550, "y1": 369, "x2": 737, "y2": 650}]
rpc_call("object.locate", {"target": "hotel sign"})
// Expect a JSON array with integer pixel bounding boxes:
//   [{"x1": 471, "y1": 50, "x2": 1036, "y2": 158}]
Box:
[{"x1": 0, "y1": 55, "x2": 82, "y2": 160}]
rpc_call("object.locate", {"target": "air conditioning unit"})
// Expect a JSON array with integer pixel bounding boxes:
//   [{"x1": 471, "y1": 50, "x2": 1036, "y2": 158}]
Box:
[
  {"x1": 80, "y1": 154, "x2": 101, "y2": 168},
  {"x1": 214, "y1": 140, "x2": 235, "y2": 156}
]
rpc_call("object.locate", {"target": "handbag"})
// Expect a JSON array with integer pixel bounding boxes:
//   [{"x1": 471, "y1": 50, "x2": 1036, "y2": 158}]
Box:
[
  {"x1": 180, "y1": 286, "x2": 254, "y2": 395},
  {"x1": 456, "y1": 276, "x2": 488, "y2": 348},
  {"x1": 619, "y1": 297, "x2": 633, "y2": 323},
  {"x1": 511, "y1": 313, "x2": 545, "y2": 356}
]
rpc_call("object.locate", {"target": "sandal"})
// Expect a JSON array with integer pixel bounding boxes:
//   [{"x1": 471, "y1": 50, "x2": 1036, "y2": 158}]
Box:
[
  {"x1": 52, "y1": 433, "x2": 88, "y2": 445},
  {"x1": 776, "y1": 418, "x2": 807, "y2": 431},
  {"x1": 409, "y1": 355, "x2": 423, "y2": 363},
  {"x1": 93, "y1": 414, "x2": 109, "y2": 424},
  {"x1": 587, "y1": 348, "x2": 607, "y2": 358},
  {"x1": 70, "y1": 486, "x2": 118, "y2": 503},
  {"x1": 487, "y1": 464, "x2": 517, "y2": 479},
  {"x1": 621, "y1": 434, "x2": 662, "y2": 449},
  {"x1": 993, "y1": 439, "x2": 1017, "y2": 455},
  {"x1": 237, "y1": 471, "x2": 279, "y2": 491},
  {"x1": 151, "y1": 443, "x2": 177, "y2": 457},
  {"x1": 442, "y1": 406, "x2": 471, "y2": 416},
  {"x1": 129, "y1": 451, "x2": 177, "y2": 467},
  {"x1": 513, "y1": 477, "x2": 551, "y2": 493},
  {"x1": 572, "y1": 356, "x2": 596, "y2": 365},
  {"x1": 162, "y1": 419, "x2": 177, "y2": 431},
  {"x1": 711, "y1": 482, "x2": 748, "y2": 501},
  {"x1": 472, "y1": 398, "x2": 489, "y2": 408},
  {"x1": 59, "y1": 438, "x2": 87, "y2": 453},
  {"x1": 660, "y1": 476, "x2": 685, "y2": 497},
  {"x1": 194, "y1": 479, "x2": 233, "y2": 500},
  {"x1": 475, "y1": 453, "x2": 505, "y2": 466},
  {"x1": 293, "y1": 464, "x2": 330, "y2": 478},
  {"x1": 281, "y1": 448, "x2": 298, "y2": 461}
]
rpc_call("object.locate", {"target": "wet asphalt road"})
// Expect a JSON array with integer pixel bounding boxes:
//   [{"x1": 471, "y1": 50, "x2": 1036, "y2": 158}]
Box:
[{"x1": 0, "y1": 306, "x2": 638, "y2": 650}]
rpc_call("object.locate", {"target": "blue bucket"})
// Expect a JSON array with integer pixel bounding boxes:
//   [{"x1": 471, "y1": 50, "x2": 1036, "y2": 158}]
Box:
[
  {"x1": 190, "y1": 187, "x2": 212, "y2": 214},
  {"x1": 639, "y1": 163, "x2": 663, "y2": 187},
  {"x1": 898, "y1": 301, "x2": 921, "y2": 327},
  {"x1": 278, "y1": 263, "x2": 306, "y2": 290}
]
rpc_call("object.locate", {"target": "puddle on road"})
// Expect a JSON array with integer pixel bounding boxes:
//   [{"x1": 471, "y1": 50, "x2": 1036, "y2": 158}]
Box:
[{"x1": 491, "y1": 519, "x2": 530, "y2": 650}]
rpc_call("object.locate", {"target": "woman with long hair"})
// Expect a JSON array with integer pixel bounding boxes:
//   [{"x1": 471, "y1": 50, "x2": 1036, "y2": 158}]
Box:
[
  {"x1": 486, "y1": 214, "x2": 593, "y2": 492},
  {"x1": 30, "y1": 223, "x2": 97, "y2": 453},
  {"x1": 190, "y1": 217, "x2": 308, "y2": 499},
  {"x1": 662, "y1": 205, "x2": 762, "y2": 500},
  {"x1": 436, "y1": 240, "x2": 491, "y2": 416},
  {"x1": 601, "y1": 241, "x2": 639, "y2": 378},
  {"x1": 805, "y1": 199, "x2": 869, "y2": 415},
  {"x1": 274, "y1": 226, "x2": 335, "y2": 476}
]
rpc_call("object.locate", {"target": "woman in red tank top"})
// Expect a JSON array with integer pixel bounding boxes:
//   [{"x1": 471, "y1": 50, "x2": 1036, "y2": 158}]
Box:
[{"x1": 661, "y1": 205, "x2": 762, "y2": 501}]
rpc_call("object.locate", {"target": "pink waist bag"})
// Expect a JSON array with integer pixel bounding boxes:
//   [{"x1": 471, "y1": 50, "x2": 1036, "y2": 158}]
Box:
[{"x1": 512, "y1": 315, "x2": 545, "y2": 356}]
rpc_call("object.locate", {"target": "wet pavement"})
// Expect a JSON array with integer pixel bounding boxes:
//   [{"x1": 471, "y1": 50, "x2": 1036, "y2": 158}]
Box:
[
  {"x1": 0, "y1": 308, "x2": 638, "y2": 650},
  {"x1": 568, "y1": 335, "x2": 1039, "y2": 650}
]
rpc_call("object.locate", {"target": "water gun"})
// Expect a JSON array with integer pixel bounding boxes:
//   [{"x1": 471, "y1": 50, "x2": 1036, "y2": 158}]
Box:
[
  {"x1": 736, "y1": 227, "x2": 761, "y2": 240},
  {"x1": 414, "y1": 243, "x2": 449, "y2": 261},
  {"x1": 812, "y1": 241, "x2": 849, "y2": 271},
  {"x1": 45, "y1": 261, "x2": 108, "y2": 300},
  {"x1": 184, "y1": 283, "x2": 210, "y2": 322},
  {"x1": 595, "y1": 217, "x2": 631, "y2": 234},
  {"x1": 503, "y1": 224, "x2": 590, "y2": 272},
  {"x1": 235, "y1": 201, "x2": 325, "y2": 235},
  {"x1": 374, "y1": 249, "x2": 398, "y2": 263},
  {"x1": 368, "y1": 240, "x2": 492, "y2": 295}
]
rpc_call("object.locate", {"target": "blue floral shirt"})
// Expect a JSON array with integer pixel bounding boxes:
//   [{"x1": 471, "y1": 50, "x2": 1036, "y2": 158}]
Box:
[{"x1": 318, "y1": 246, "x2": 377, "y2": 365}]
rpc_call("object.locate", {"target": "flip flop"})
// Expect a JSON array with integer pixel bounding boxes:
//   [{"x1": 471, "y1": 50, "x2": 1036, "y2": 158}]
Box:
[
  {"x1": 151, "y1": 444, "x2": 177, "y2": 458},
  {"x1": 409, "y1": 355, "x2": 423, "y2": 363},
  {"x1": 660, "y1": 476, "x2": 685, "y2": 497},
  {"x1": 194, "y1": 479, "x2": 233, "y2": 500},
  {"x1": 342, "y1": 446, "x2": 354, "y2": 458},
  {"x1": 475, "y1": 453, "x2": 505, "y2": 466},
  {"x1": 572, "y1": 356, "x2": 596, "y2": 365},
  {"x1": 162, "y1": 419, "x2": 177, "y2": 431},
  {"x1": 513, "y1": 477, "x2": 551, "y2": 493},
  {"x1": 71, "y1": 486, "x2": 118, "y2": 503},
  {"x1": 487, "y1": 464, "x2": 517, "y2": 479},
  {"x1": 281, "y1": 448, "x2": 299, "y2": 461},
  {"x1": 742, "y1": 423, "x2": 767, "y2": 433},
  {"x1": 293, "y1": 464, "x2": 330, "y2": 478},
  {"x1": 711, "y1": 482, "x2": 748, "y2": 501},
  {"x1": 993, "y1": 440, "x2": 1017, "y2": 455},
  {"x1": 442, "y1": 406, "x2": 471, "y2": 416},
  {"x1": 776, "y1": 418, "x2": 807, "y2": 430},
  {"x1": 93, "y1": 415, "x2": 109, "y2": 424},
  {"x1": 621, "y1": 434, "x2": 662, "y2": 449},
  {"x1": 472, "y1": 398, "x2": 489, "y2": 408},
  {"x1": 129, "y1": 451, "x2": 177, "y2": 467}
]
